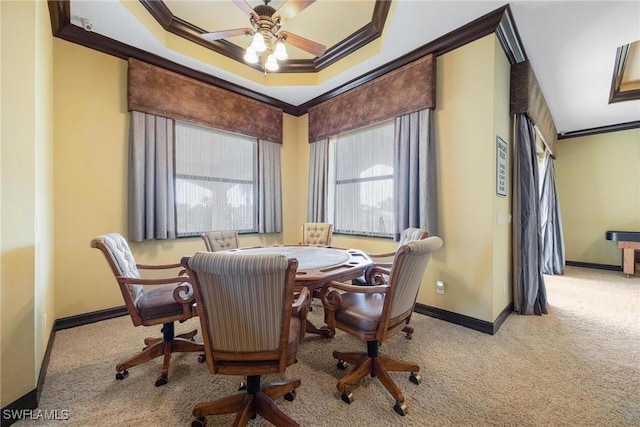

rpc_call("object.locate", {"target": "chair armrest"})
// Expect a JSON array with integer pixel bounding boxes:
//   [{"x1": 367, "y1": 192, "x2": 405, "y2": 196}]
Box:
[
  {"x1": 118, "y1": 276, "x2": 188, "y2": 287},
  {"x1": 364, "y1": 265, "x2": 392, "y2": 285},
  {"x1": 292, "y1": 287, "x2": 311, "y2": 341},
  {"x1": 136, "y1": 262, "x2": 183, "y2": 270},
  {"x1": 292, "y1": 286, "x2": 311, "y2": 318},
  {"x1": 172, "y1": 283, "x2": 195, "y2": 304},
  {"x1": 368, "y1": 251, "x2": 396, "y2": 259},
  {"x1": 320, "y1": 280, "x2": 389, "y2": 312}
]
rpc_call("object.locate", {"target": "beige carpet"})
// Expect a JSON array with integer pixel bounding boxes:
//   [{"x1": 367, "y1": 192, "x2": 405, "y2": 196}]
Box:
[{"x1": 16, "y1": 266, "x2": 640, "y2": 426}]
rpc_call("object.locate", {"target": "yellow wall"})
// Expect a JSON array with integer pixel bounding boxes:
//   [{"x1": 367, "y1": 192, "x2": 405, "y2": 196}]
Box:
[
  {"x1": 417, "y1": 34, "x2": 512, "y2": 322},
  {"x1": 34, "y1": 0, "x2": 56, "y2": 385},
  {"x1": 490, "y1": 37, "x2": 513, "y2": 320},
  {"x1": 1, "y1": 0, "x2": 55, "y2": 407},
  {"x1": 555, "y1": 129, "x2": 640, "y2": 265}
]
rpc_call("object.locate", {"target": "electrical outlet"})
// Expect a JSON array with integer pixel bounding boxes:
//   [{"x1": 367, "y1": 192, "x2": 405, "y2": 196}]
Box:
[
  {"x1": 44, "y1": 313, "x2": 48, "y2": 330},
  {"x1": 436, "y1": 280, "x2": 445, "y2": 294}
]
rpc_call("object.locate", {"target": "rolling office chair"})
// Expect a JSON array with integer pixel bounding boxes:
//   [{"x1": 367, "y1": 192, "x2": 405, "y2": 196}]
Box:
[
  {"x1": 91, "y1": 233, "x2": 204, "y2": 386},
  {"x1": 320, "y1": 237, "x2": 443, "y2": 415},
  {"x1": 182, "y1": 251, "x2": 310, "y2": 427}
]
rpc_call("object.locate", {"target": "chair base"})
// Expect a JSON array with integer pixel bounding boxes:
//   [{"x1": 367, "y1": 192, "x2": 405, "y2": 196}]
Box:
[
  {"x1": 192, "y1": 375, "x2": 301, "y2": 427},
  {"x1": 115, "y1": 323, "x2": 204, "y2": 386},
  {"x1": 333, "y1": 341, "x2": 419, "y2": 409}
]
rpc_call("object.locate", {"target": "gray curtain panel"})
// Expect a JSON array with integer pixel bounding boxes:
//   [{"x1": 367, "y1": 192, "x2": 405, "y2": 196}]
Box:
[
  {"x1": 307, "y1": 139, "x2": 329, "y2": 222},
  {"x1": 393, "y1": 109, "x2": 438, "y2": 241},
  {"x1": 539, "y1": 151, "x2": 565, "y2": 275},
  {"x1": 514, "y1": 113, "x2": 547, "y2": 315},
  {"x1": 258, "y1": 139, "x2": 283, "y2": 233},
  {"x1": 129, "y1": 111, "x2": 176, "y2": 242}
]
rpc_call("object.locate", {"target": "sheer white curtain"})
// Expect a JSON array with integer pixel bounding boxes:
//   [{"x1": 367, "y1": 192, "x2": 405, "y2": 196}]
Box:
[
  {"x1": 307, "y1": 139, "x2": 330, "y2": 222},
  {"x1": 129, "y1": 111, "x2": 176, "y2": 242},
  {"x1": 174, "y1": 122, "x2": 257, "y2": 235},
  {"x1": 539, "y1": 150, "x2": 565, "y2": 275},
  {"x1": 258, "y1": 139, "x2": 283, "y2": 233},
  {"x1": 331, "y1": 122, "x2": 394, "y2": 236}
]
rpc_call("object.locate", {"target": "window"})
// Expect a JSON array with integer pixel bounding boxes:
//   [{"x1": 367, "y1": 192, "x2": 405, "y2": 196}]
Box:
[
  {"x1": 329, "y1": 120, "x2": 395, "y2": 237},
  {"x1": 175, "y1": 121, "x2": 257, "y2": 236}
]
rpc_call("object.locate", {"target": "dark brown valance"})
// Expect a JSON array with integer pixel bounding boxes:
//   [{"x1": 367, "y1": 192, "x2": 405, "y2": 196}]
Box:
[
  {"x1": 127, "y1": 58, "x2": 282, "y2": 142},
  {"x1": 308, "y1": 54, "x2": 436, "y2": 142},
  {"x1": 510, "y1": 61, "x2": 557, "y2": 155}
]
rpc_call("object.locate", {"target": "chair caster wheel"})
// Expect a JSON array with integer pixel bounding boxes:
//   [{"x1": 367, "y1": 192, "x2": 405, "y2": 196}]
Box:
[
  {"x1": 191, "y1": 417, "x2": 206, "y2": 427},
  {"x1": 155, "y1": 377, "x2": 168, "y2": 387},
  {"x1": 284, "y1": 390, "x2": 296, "y2": 401},
  {"x1": 197, "y1": 353, "x2": 206, "y2": 363},
  {"x1": 238, "y1": 381, "x2": 246, "y2": 391},
  {"x1": 393, "y1": 402, "x2": 408, "y2": 416},
  {"x1": 336, "y1": 360, "x2": 348, "y2": 370},
  {"x1": 409, "y1": 373, "x2": 421, "y2": 385},
  {"x1": 405, "y1": 333, "x2": 412, "y2": 340},
  {"x1": 115, "y1": 370, "x2": 128, "y2": 380},
  {"x1": 341, "y1": 392, "x2": 353, "y2": 404}
]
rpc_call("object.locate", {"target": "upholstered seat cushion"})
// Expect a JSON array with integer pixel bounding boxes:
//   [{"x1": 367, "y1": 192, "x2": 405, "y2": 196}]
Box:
[
  {"x1": 137, "y1": 283, "x2": 193, "y2": 320},
  {"x1": 334, "y1": 292, "x2": 384, "y2": 333}
]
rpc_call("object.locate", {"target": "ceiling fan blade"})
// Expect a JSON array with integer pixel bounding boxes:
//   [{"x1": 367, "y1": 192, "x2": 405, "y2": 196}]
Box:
[
  {"x1": 274, "y1": 0, "x2": 316, "y2": 24},
  {"x1": 280, "y1": 30, "x2": 326, "y2": 57},
  {"x1": 201, "y1": 28, "x2": 252, "y2": 41},
  {"x1": 232, "y1": 0, "x2": 259, "y2": 20}
]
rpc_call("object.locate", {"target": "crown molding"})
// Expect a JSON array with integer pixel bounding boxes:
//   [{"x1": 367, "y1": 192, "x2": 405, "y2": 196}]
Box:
[
  {"x1": 139, "y1": 0, "x2": 392, "y2": 74},
  {"x1": 48, "y1": 1, "x2": 523, "y2": 117},
  {"x1": 47, "y1": 1, "x2": 299, "y2": 114},
  {"x1": 557, "y1": 121, "x2": 640, "y2": 139}
]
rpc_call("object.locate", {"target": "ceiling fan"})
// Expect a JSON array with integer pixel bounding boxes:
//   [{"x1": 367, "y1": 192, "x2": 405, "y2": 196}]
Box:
[{"x1": 201, "y1": 0, "x2": 327, "y2": 71}]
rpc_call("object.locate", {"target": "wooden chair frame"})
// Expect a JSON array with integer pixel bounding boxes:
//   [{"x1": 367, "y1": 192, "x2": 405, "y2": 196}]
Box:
[
  {"x1": 182, "y1": 253, "x2": 310, "y2": 427},
  {"x1": 91, "y1": 234, "x2": 203, "y2": 386}
]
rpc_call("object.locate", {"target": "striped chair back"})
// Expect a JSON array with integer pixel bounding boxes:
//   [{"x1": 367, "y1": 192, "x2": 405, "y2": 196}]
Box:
[
  {"x1": 387, "y1": 237, "x2": 443, "y2": 320},
  {"x1": 398, "y1": 228, "x2": 429, "y2": 246},
  {"x1": 187, "y1": 251, "x2": 296, "y2": 356}
]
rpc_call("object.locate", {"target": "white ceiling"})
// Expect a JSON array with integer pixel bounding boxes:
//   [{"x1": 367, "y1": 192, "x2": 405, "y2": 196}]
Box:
[{"x1": 69, "y1": 0, "x2": 640, "y2": 134}]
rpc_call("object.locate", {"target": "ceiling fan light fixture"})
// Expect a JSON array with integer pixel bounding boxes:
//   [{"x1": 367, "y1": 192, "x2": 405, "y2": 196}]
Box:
[
  {"x1": 201, "y1": 0, "x2": 326, "y2": 73},
  {"x1": 251, "y1": 32, "x2": 267, "y2": 52},
  {"x1": 274, "y1": 41, "x2": 288, "y2": 60},
  {"x1": 244, "y1": 46, "x2": 259, "y2": 64},
  {"x1": 265, "y1": 54, "x2": 279, "y2": 71}
]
